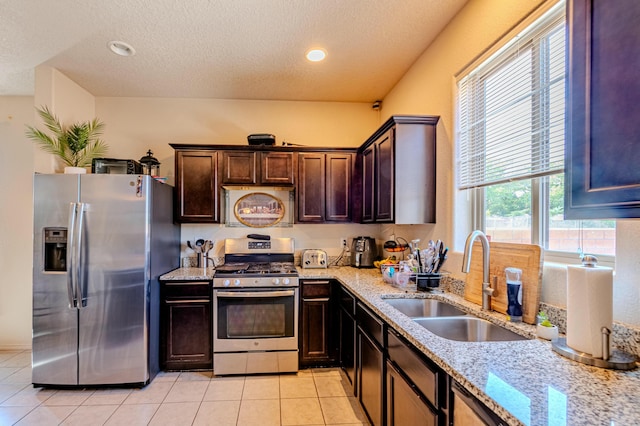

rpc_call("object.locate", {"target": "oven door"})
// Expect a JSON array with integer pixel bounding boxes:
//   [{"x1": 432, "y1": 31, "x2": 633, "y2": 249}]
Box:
[{"x1": 213, "y1": 287, "x2": 298, "y2": 352}]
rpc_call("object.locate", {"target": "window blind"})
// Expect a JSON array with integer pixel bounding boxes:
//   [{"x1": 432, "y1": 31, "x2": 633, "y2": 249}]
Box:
[{"x1": 456, "y1": 6, "x2": 565, "y2": 190}]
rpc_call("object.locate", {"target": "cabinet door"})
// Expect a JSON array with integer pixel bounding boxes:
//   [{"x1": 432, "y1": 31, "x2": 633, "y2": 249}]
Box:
[
  {"x1": 565, "y1": 0, "x2": 640, "y2": 218},
  {"x1": 375, "y1": 129, "x2": 394, "y2": 222},
  {"x1": 387, "y1": 361, "x2": 439, "y2": 426},
  {"x1": 175, "y1": 151, "x2": 218, "y2": 222},
  {"x1": 162, "y1": 299, "x2": 212, "y2": 370},
  {"x1": 300, "y1": 280, "x2": 333, "y2": 366},
  {"x1": 221, "y1": 151, "x2": 257, "y2": 184},
  {"x1": 339, "y1": 306, "x2": 356, "y2": 390},
  {"x1": 161, "y1": 281, "x2": 212, "y2": 370},
  {"x1": 357, "y1": 329, "x2": 384, "y2": 426},
  {"x1": 298, "y1": 153, "x2": 326, "y2": 222},
  {"x1": 261, "y1": 152, "x2": 295, "y2": 185},
  {"x1": 361, "y1": 147, "x2": 375, "y2": 222},
  {"x1": 326, "y1": 153, "x2": 352, "y2": 222}
]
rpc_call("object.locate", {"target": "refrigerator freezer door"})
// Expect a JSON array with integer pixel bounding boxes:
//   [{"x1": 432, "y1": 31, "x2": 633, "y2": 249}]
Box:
[
  {"x1": 32, "y1": 174, "x2": 81, "y2": 386},
  {"x1": 77, "y1": 175, "x2": 150, "y2": 385}
]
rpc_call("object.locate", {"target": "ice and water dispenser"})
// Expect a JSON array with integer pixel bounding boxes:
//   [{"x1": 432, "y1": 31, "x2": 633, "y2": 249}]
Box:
[{"x1": 44, "y1": 227, "x2": 67, "y2": 272}]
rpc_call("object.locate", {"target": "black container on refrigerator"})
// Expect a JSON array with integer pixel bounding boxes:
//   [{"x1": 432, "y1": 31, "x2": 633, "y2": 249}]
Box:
[{"x1": 350, "y1": 236, "x2": 377, "y2": 268}]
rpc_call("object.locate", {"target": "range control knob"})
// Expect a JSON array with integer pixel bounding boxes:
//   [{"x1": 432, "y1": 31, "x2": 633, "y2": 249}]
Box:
[
  {"x1": 233, "y1": 279, "x2": 241, "y2": 286},
  {"x1": 272, "y1": 278, "x2": 281, "y2": 285},
  {"x1": 282, "y1": 278, "x2": 290, "y2": 285},
  {"x1": 223, "y1": 279, "x2": 231, "y2": 287}
]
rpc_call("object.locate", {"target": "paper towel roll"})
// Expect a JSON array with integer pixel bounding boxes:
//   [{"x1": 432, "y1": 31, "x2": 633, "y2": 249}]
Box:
[{"x1": 566, "y1": 264, "x2": 613, "y2": 358}]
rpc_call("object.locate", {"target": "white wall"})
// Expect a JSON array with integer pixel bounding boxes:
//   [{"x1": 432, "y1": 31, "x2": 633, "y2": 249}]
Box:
[
  {"x1": 33, "y1": 66, "x2": 97, "y2": 173},
  {"x1": 95, "y1": 97, "x2": 380, "y2": 184},
  {"x1": 380, "y1": 0, "x2": 548, "y2": 264},
  {"x1": 0, "y1": 74, "x2": 383, "y2": 348},
  {"x1": 0, "y1": 67, "x2": 99, "y2": 349},
  {"x1": 380, "y1": 0, "x2": 640, "y2": 326},
  {"x1": 0, "y1": 97, "x2": 35, "y2": 349},
  {"x1": 94, "y1": 97, "x2": 384, "y2": 264}
]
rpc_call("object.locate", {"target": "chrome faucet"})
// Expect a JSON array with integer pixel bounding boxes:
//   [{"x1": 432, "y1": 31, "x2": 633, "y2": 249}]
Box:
[{"x1": 462, "y1": 230, "x2": 494, "y2": 311}]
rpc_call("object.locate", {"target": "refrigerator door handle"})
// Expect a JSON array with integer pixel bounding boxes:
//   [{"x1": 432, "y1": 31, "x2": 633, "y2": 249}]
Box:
[
  {"x1": 67, "y1": 202, "x2": 78, "y2": 308},
  {"x1": 76, "y1": 202, "x2": 87, "y2": 308}
]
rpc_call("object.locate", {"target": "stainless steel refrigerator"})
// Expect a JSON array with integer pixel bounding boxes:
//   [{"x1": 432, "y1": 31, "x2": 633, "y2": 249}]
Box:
[{"x1": 32, "y1": 174, "x2": 179, "y2": 387}]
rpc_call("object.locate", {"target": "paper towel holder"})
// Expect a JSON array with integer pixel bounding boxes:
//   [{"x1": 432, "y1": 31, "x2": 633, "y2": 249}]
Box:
[
  {"x1": 552, "y1": 329, "x2": 637, "y2": 370},
  {"x1": 551, "y1": 252, "x2": 637, "y2": 369}
]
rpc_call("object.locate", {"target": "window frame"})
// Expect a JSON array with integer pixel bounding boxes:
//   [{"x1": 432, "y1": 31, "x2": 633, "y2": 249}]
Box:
[{"x1": 458, "y1": 0, "x2": 615, "y2": 267}]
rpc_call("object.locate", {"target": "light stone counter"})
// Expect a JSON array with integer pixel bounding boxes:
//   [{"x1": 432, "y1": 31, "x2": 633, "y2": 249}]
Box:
[
  {"x1": 160, "y1": 267, "x2": 215, "y2": 281},
  {"x1": 161, "y1": 266, "x2": 640, "y2": 426}
]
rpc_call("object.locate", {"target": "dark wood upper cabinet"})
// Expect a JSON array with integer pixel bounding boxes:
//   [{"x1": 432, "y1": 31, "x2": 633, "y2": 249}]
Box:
[
  {"x1": 174, "y1": 150, "x2": 218, "y2": 223},
  {"x1": 374, "y1": 130, "x2": 394, "y2": 222},
  {"x1": 361, "y1": 147, "x2": 375, "y2": 222},
  {"x1": 358, "y1": 115, "x2": 439, "y2": 224},
  {"x1": 298, "y1": 152, "x2": 353, "y2": 222},
  {"x1": 565, "y1": 0, "x2": 640, "y2": 218},
  {"x1": 172, "y1": 144, "x2": 353, "y2": 223},
  {"x1": 326, "y1": 153, "x2": 353, "y2": 221},
  {"x1": 221, "y1": 151, "x2": 295, "y2": 185},
  {"x1": 298, "y1": 153, "x2": 326, "y2": 222},
  {"x1": 261, "y1": 152, "x2": 295, "y2": 185},
  {"x1": 221, "y1": 151, "x2": 257, "y2": 184}
]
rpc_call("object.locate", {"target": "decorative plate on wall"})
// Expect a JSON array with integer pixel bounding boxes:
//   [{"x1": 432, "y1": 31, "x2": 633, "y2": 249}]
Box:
[{"x1": 233, "y1": 192, "x2": 285, "y2": 228}]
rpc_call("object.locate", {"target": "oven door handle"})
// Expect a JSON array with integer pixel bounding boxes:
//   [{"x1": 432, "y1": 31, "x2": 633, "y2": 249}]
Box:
[{"x1": 215, "y1": 290, "x2": 296, "y2": 298}]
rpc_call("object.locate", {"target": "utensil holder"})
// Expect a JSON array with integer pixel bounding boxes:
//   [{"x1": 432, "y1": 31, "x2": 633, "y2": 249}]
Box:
[
  {"x1": 197, "y1": 253, "x2": 210, "y2": 268},
  {"x1": 412, "y1": 273, "x2": 441, "y2": 291}
]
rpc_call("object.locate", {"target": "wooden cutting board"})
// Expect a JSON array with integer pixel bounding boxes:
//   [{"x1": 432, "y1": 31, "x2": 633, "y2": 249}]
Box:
[{"x1": 464, "y1": 242, "x2": 543, "y2": 324}]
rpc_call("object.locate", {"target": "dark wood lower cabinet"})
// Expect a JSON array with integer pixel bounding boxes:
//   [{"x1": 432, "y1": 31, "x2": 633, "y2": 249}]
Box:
[
  {"x1": 386, "y1": 360, "x2": 438, "y2": 426},
  {"x1": 160, "y1": 280, "x2": 212, "y2": 370},
  {"x1": 357, "y1": 329, "x2": 384, "y2": 426},
  {"x1": 356, "y1": 302, "x2": 385, "y2": 426},
  {"x1": 299, "y1": 279, "x2": 336, "y2": 367},
  {"x1": 332, "y1": 285, "x2": 503, "y2": 425},
  {"x1": 338, "y1": 285, "x2": 357, "y2": 389}
]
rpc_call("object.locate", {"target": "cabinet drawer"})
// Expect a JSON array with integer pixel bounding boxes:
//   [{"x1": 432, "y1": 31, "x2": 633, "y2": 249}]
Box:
[
  {"x1": 162, "y1": 281, "x2": 211, "y2": 299},
  {"x1": 357, "y1": 302, "x2": 384, "y2": 348},
  {"x1": 339, "y1": 286, "x2": 356, "y2": 316},
  {"x1": 387, "y1": 328, "x2": 439, "y2": 408},
  {"x1": 302, "y1": 280, "x2": 331, "y2": 298}
]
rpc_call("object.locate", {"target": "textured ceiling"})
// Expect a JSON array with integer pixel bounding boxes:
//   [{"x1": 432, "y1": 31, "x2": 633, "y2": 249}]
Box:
[{"x1": 0, "y1": 0, "x2": 468, "y2": 102}]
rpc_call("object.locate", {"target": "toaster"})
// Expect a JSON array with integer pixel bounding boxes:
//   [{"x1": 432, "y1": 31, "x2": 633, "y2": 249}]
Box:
[{"x1": 302, "y1": 249, "x2": 328, "y2": 269}]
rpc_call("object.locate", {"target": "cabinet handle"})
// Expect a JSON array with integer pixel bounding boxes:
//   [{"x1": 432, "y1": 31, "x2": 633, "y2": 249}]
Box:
[
  {"x1": 165, "y1": 299, "x2": 210, "y2": 304},
  {"x1": 302, "y1": 280, "x2": 331, "y2": 284},
  {"x1": 303, "y1": 298, "x2": 330, "y2": 302},
  {"x1": 216, "y1": 290, "x2": 295, "y2": 298}
]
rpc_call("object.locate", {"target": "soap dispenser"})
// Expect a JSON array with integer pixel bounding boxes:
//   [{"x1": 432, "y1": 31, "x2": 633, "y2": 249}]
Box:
[{"x1": 505, "y1": 267, "x2": 523, "y2": 322}]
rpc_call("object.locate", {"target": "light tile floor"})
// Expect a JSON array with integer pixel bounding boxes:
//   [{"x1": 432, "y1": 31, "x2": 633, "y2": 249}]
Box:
[{"x1": 0, "y1": 350, "x2": 369, "y2": 426}]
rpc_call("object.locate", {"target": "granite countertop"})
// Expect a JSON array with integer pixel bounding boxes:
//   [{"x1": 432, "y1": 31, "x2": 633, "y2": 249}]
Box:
[{"x1": 160, "y1": 266, "x2": 640, "y2": 426}]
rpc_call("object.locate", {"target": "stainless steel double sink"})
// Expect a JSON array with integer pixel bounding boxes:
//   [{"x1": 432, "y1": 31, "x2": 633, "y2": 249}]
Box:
[{"x1": 383, "y1": 298, "x2": 528, "y2": 342}]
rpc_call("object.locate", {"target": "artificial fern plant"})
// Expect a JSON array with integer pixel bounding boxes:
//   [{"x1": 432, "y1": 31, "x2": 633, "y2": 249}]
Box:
[{"x1": 25, "y1": 106, "x2": 109, "y2": 168}]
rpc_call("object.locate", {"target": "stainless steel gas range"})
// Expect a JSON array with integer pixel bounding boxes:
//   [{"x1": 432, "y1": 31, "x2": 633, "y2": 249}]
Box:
[{"x1": 212, "y1": 237, "x2": 299, "y2": 375}]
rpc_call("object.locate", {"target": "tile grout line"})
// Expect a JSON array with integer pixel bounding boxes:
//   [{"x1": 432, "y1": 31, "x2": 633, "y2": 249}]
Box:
[{"x1": 1, "y1": 352, "x2": 368, "y2": 426}]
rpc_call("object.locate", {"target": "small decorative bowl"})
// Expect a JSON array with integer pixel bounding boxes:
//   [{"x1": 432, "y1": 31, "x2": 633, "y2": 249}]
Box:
[{"x1": 536, "y1": 324, "x2": 558, "y2": 340}]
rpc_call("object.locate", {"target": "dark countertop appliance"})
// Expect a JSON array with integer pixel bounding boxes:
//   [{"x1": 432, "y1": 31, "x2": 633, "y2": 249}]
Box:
[{"x1": 351, "y1": 236, "x2": 377, "y2": 268}]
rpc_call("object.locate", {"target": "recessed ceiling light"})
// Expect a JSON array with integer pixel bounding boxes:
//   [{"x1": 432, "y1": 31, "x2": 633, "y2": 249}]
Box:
[
  {"x1": 108, "y1": 41, "x2": 136, "y2": 57},
  {"x1": 306, "y1": 48, "x2": 327, "y2": 62}
]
